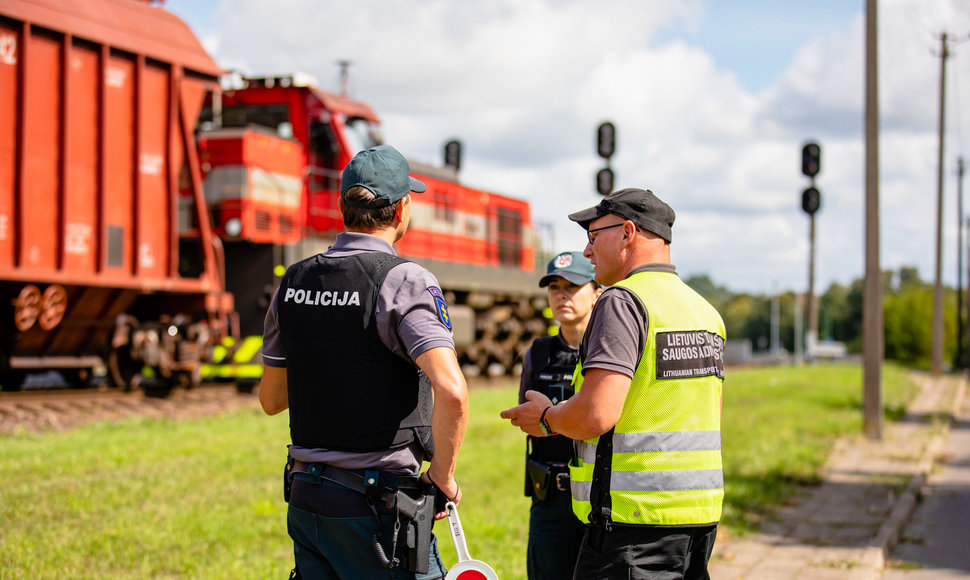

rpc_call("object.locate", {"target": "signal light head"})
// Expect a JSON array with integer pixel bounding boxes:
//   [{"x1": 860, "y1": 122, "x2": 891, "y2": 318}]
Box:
[
  {"x1": 597, "y1": 122, "x2": 616, "y2": 159},
  {"x1": 802, "y1": 142, "x2": 821, "y2": 178},
  {"x1": 802, "y1": 186, "x2": 821, "y2": 215}
]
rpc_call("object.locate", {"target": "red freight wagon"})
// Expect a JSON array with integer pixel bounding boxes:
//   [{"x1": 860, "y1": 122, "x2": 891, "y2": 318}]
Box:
[{"x1": 0, "y1": 0, "x2": 236, "y2": 392}]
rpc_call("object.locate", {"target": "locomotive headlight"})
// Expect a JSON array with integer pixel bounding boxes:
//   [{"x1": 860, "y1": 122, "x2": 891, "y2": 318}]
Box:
[
  {"x1": 225, "y1": 218, "x2": 242, "y2": 237},
  {"x1": 167, "y1": 325, "x2": 178, "y2": 337}
]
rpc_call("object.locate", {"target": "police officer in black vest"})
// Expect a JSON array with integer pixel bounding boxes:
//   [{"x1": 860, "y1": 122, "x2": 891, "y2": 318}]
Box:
[
  {"x1": 519, "y1": 251, "x2": 601, "y2": 580},
  {"x1": 259, "y1": 145, "x2": 468, "y2": 579}
]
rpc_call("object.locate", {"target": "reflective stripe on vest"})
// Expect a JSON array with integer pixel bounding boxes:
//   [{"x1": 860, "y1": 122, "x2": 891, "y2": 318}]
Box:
[
  {"x1": 569, "y1": 270, "x2": 725, "y2": 527},
  {"x1": 574, "y1": 430, "x2": 721, "y2": 462}
]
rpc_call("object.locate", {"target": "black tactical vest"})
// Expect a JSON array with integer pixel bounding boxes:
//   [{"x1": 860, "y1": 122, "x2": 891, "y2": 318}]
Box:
[
  {"x1": 524, "y1": 335, "x2": 578, "y2": 463},
  {"x1": 276, "y1": 252, "x2": 433, "y2": 455}
]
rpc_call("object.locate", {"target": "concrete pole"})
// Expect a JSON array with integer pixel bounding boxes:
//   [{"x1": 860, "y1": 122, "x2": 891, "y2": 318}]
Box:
[{"x1": 863, "y1": 0, "x2": 883, "y2": 439}]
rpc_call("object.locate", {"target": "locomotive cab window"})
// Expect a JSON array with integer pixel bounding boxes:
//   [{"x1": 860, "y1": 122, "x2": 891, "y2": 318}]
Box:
[
  {"x1": 341, "y1": 116, "x2": 383, "y2": 157},
  {"x1": 199, "y1": 103, "x2": 291, "y2": 134},
  {"x1": 309, "y1": 120, "x2": 340, "y2": 190}
]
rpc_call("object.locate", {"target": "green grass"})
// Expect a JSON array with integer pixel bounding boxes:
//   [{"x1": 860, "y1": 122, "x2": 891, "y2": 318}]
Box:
[
  {"x1": 0, "y1": 362, "x2": 919, "y2": 579},
  {"x1": 720, "y1": 363, "x2": 916, "y2": 533}
]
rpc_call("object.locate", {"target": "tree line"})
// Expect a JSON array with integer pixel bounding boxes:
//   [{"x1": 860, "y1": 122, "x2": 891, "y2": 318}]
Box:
[{"x1": 685, "y1": 266, "x2": 963, "y2": 369}]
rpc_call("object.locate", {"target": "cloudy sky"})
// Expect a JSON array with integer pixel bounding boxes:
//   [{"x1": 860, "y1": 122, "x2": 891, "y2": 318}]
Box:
[{"x1": 165, "y1": 0, "x2": 970, "y2": 296}]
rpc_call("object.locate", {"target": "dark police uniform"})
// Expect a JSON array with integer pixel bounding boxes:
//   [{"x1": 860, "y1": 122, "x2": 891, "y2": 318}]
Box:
[
  {"x1": 519, "y1": 334, "x2": 586, "y2": 580},
  {"x1": 262, "y1": 232, "x2": 454, "y2": 579}
]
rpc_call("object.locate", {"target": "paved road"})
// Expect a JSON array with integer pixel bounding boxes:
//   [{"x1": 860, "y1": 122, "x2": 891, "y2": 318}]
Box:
[{"x1": 882, "y1": 385, "x2": 970, "y2": 579}]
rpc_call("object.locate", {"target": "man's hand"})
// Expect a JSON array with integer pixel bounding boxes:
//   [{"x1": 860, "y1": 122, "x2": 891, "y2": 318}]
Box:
[
  {"x1": 500, "y1": 390, "x2": 553, "y2": 437},
  {"x1": 420, "y1": 470, "x2": 461, "y2": 520}
]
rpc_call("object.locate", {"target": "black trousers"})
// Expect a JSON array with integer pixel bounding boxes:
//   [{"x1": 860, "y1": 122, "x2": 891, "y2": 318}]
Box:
[{"x1": 572, "y1": 523, "x2": 718, "y2": 580}]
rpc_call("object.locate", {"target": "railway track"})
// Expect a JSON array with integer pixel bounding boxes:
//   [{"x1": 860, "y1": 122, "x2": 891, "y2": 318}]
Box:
[
  {"x1": 0, "y1": 384, "x2": 260, "y2": 435},
  {"x1": 0, "y1": 376, "x2": 512, "y2": 435}
]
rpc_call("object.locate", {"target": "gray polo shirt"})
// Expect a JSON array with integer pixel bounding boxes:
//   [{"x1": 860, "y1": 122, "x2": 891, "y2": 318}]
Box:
[{"x1": 261, "y1": 232, "x2": 456, "y2": 472}]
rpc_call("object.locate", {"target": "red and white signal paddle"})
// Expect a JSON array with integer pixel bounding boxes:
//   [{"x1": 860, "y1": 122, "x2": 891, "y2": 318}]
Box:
[{"x1": 444, "y1": 502, "x2": 499, "y2": 580}]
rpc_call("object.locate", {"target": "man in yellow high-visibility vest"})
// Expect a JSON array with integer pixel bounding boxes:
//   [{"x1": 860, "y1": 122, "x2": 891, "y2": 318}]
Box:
[{"x1": 502, "y1": 188, "x2": 725, "y2": 580}]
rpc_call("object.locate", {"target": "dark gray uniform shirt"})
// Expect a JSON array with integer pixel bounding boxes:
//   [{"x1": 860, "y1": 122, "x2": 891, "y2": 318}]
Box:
[{"x1": 261, "y1": 232, "x2": 455, "y2": 473}]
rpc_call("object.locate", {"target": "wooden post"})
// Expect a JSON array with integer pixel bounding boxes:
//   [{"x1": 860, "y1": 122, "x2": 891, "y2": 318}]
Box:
[{"x1": 863, "y1": 0, "x2": 883, "y2": 439}]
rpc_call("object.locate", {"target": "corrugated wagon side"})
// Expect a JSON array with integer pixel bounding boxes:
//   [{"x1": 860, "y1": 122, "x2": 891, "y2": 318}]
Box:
[{"x1": 0, "y1": 0, "x2": 236, "y2": 392}]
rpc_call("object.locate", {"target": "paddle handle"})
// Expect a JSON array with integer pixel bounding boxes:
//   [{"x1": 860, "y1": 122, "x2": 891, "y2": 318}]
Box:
[{"x1": 445, "y1": 501, "x2": 472, "y2": 563}]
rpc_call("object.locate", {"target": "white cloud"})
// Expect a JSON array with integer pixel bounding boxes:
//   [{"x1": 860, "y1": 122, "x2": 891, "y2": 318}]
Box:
[{"x1": 174, "y1": 0, "x2": 970, "y2": 295}]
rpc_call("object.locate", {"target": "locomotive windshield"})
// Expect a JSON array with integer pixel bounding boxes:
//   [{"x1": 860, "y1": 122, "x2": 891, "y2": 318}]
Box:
[
  {"x1": 199, "y1": 104, "x2": 291, "y2": 136},
  {"x1": 341, "y1": 116, "x2": 383, "y2": 156}
]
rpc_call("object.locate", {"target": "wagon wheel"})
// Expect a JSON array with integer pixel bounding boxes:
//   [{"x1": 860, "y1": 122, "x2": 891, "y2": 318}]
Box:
[
  {"x1": 38, "y1": 284, "x2": 68, "y2": 331},
  {"x1": 108, "y1": 344, "x2": 142, "y2": 392},
  {"x1": 14, "y1": 285, "x2": 41, "y2": 332}
]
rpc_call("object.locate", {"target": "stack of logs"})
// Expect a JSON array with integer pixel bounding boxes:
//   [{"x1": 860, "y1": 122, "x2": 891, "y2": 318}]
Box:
[{"x1": 458, "y1": 292, "x2": 550, "y2": 377}]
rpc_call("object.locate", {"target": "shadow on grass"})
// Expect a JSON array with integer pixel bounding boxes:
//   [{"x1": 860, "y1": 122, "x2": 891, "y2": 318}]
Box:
[{"x1": 721, "y1": 470, "x2": 821, "y2": 534}]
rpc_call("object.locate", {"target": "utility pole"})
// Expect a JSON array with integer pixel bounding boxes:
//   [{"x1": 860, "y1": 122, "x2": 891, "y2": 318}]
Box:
[
  {"x1": 958, "y1": 157, "x2": 966, "y2": 369},
  {"x1": 863, "y1": 0, "x2": 882, "y2": 439},
  {"x1": 932, "y1": 33, "x2": 949, "y2": 377}
]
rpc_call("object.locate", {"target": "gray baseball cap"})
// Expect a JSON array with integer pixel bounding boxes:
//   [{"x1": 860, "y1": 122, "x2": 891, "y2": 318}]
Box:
[
  {"x1": 568, "y1": 188, "x2": 676, "y2": 243},
  {"x1": 340, "y1": 145, "x2": 426, "y2": 208},
  {"x1": 539, "y1": 251, "x2": 596, "y2": 287}
]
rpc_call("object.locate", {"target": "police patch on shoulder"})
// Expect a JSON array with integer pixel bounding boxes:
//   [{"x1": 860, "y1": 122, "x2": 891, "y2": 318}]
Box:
[{"x1": 427, "y1": 287, "x2": 452, "y2": 330}]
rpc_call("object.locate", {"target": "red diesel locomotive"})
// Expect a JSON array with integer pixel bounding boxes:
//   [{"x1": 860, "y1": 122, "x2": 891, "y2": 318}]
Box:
[
  {"x1": 0, "y1": 0, "x2": 547, "y2": 392},
  {"x1": 198, "y1": 74, "x2": 546, "y2": 382}
]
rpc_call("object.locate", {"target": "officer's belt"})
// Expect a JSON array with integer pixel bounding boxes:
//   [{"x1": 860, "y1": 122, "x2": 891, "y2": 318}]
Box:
[
  {"x1": 290, "y1": 459, "x2": 420, "y2": 499},
  {"x1": 291, "y1": 458, "x2": 434, "y2": 573},
  {"x1": 527, "y1": 459, "x2": 570, "y2": 500}
]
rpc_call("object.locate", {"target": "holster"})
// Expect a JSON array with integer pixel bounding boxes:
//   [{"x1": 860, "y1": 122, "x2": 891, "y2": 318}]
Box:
[
  {"x1": 526, "y1": 459, "x2": 569, "y2": 501},
  {"x1": 392, "y1": 480, "x2": 436, "y2": 574},
  {"x1": 284, "y1": 455, "x2": 294, "y2": 502}
]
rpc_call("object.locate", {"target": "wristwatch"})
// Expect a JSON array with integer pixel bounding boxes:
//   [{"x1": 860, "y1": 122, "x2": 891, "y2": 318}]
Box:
[{"x1": 538, "y1": 405, "x2": 555, "y2": 436}]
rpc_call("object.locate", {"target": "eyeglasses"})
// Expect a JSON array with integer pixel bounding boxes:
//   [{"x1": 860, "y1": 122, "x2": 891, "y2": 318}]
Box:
[{"x1": 586, "y1": 223, "x2": 624, "y2": 244}]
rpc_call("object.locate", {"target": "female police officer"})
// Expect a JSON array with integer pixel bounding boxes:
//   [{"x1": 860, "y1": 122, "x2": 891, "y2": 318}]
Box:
[{"x1": 519, "y1": 251, "x2": 600, "y2": 580}]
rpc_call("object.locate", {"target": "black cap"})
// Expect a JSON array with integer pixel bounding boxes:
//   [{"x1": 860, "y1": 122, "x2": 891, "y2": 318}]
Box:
[{"x1": 568, "y1": 188, "x2": 675, "y2": 243}]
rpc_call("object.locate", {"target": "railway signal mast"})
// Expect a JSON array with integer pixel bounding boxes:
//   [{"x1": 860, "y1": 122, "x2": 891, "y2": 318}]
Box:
[{"x1": 801, "y1": 142, "x2": 822, "y2": 360}]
